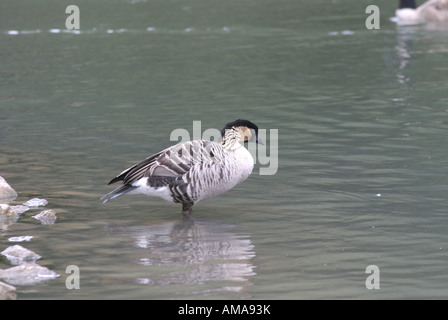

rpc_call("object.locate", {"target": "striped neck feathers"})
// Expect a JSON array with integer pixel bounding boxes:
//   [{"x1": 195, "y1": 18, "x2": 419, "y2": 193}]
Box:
[{"x1": 220, "y1": 126, "x2": 251, "y2": 150}]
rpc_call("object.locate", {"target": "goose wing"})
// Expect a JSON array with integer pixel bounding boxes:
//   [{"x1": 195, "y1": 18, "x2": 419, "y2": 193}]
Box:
[
  {"x1": 421, "y1": 0, "x2": 448, "y2": 10},
  {"x1": 418, "y1": 0, "x2": 448, "y2": 18},
  {"x1": 107, "y1": 140, "x2": 216, "y2": 186}
]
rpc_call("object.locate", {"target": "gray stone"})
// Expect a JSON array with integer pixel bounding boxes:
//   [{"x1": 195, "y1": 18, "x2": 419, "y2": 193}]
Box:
[
  {"x1": 32, "y1": 209, "x2": 56, "y2": 220},
  {"x1": 0, "y1": 281, "x2": 17, "y2": 300},
  {"x1": 1, "y1": 245, "x2": 41, "y2": 265},
  {"x1": 0, "y1": 204, "x2": 19, "y2": 219},
  {"x1": 10, "y1": 205, "x2": 30, "y2": 215},
  {"x1": 0, "y1": 262, "x2": 59, "y2": 286},
  {"x1": 23, "y1": 198, "x2": 48, "y2": 207},
  {"x1": 32, "y1": 209, "x2": 57, "y2": 225},
  {"x1": 0, "y1": 177, "x2": 17, "y2": 199}
]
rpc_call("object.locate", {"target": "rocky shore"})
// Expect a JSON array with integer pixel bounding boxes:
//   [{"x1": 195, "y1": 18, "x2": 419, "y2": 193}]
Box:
[{"x1": 0, "y1": 176, "x2": 59, "y2": 300}]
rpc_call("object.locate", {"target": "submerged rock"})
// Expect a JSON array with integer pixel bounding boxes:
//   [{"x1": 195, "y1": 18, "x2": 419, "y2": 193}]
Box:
[
  {"x1": 23, "y1": 198, "x2": 48, "y2": 208},
  {"x1": 1, "y1": 245, "x2": 41, "y2": 265},
  {"x1": 9, "y1": 205, "x2": 29, "y2": 215},
  {"x1": 0, "y1": 204, "x2": 19, "y2": 219},
  {"x1": 0, "y1": 262, "x2": 59, "y2": 286},
  {"x1": 32, "y1": 209, "x2": 57, "y2": 225},
  {"x1": 0, "y1": 177, "x2": 17, "y2": 200},
  {"x1": 0, "y1": 281, "x2": 17, "y2": 300},
  {"x1": 8, "y1": 236, "x2": 33, "y2": 243}
]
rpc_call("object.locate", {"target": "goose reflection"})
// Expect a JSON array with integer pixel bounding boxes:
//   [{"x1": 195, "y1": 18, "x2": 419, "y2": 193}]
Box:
[
  {"x1": 115, "y1": 218, "x2": 256, "y2": 291},
  {"x1": 395, "y1": 0, "x2": 448, "y2": 25},
  {"x1": 393, "y1": 21, "x2": 448, "y2": 85}
]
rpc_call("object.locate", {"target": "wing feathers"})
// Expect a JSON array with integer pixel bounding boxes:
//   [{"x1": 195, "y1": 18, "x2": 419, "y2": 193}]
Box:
[{"x1": 107, "y1": 140, "x2": 216, "y2": 186}]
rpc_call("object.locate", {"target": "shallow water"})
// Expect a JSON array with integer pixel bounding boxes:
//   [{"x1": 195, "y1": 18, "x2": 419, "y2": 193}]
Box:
[{"x1": 1, "y1": 0, "x2": 448, "y2": 299}]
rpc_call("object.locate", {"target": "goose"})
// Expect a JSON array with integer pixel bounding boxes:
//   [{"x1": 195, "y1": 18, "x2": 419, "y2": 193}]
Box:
[
  {"x1": 101, "y1": 119, "x2": 260, "y2": 216},
  {"x1": 396, "y1": 0, "x2": 448, "y2": 23}
]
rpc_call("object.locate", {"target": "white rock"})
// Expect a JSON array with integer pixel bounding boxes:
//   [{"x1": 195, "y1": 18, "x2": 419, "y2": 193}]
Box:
[
  {"x1": 0, "y1": 262, "x2": 59, "y2": 286},
  {"x1": 23, "y1": 198, "x2": 48, "y2": 207},
  {"x1": 32, "y1": 209, "x2": 56, "y2": 219},
  {"x1": 0, "y1": 177, "x2": 17, "y2": 199},
  {"x1": 8, "y1": 236, "x2": 33, "y2": 243},
  {"x1": 1, "y1": 245, "x2": 41, "y2": 265},
  {"x1": 32, "y1": 209, "x2": 56, "y2": 225},
  {"x1": 0, "y1": 281, "x2": 17, "y2": 300},
  {"x1": 0, "y1": 204, "x2": 18, "y2": 219},
  {"x1": 9, "y1": 205, "x2": 29, "y2": 214}
]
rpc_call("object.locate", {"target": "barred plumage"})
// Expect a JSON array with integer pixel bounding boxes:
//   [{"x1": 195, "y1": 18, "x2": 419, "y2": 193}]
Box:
[
  {"x1": 396, "y1": 0, "x2": 448, "y2": 23},
  {"x1": 101, "y1": 120, "x2": 260, "y2": 216}
]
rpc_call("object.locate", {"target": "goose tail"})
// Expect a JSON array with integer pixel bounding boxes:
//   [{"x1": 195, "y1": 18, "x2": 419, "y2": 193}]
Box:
[{"x1": 101, "y1": 184, "x2": 138, "y2": 203}]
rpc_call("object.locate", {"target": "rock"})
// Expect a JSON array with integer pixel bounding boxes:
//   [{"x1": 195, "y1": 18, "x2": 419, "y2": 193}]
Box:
[
  {"x1": 0, "y1": 204, "x2": 19, "y2": 219},
  {"x1": 32, "y1": 209, "x2": 57, "y2": 225},
  {"x1": 0, "y1": 177, "x2": 17, "y2": 199},
  {"x1": 0, "y1": 262, "x2": 59, "y2": 286},
  {"x1": 32, "y1": 209, "x2": 56, "y2": 220},
  {"x1": 1, "y1": 245, "x2": 41, "y2": 265},
  {"x1": 9, "y1": 205, "x2": 29, "y2": 215},
  {"x1": 8, "y1": 236, "x2": 33, "y2": 243},
  {"x1": 0, "y1": 281, "x2": 17, "y2": 300},
  {"x1": 23, "y1": 198, "x2": 48, "y2": 208}
]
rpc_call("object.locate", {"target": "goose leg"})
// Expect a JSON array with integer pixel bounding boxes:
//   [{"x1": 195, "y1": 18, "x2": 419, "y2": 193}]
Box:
[{"x1": 181, "y1": 201, "x2": 194, "y2": 216}]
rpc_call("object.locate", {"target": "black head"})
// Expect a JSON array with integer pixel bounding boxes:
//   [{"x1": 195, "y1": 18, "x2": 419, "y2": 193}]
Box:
[
  {"x1": 399, "y1": 0, "x2": 417, "y2": 9},
  {"x1": 220, "y1": 119, "x2": 260, "y2": 143}
]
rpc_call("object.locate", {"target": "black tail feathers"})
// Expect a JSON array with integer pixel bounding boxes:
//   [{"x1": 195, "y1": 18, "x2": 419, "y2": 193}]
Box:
[{"x1": 100, "y1": 184, "x2": 138, "y2": 203}]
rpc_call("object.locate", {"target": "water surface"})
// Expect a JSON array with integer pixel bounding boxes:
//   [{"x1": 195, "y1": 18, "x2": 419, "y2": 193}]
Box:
[{"x1": 1, "y1": 0, "x2": 448, "y2": 299}]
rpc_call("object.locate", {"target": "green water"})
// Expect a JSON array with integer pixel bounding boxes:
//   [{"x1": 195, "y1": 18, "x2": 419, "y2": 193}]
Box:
[{"x1": 1, "y1": 0, "x2": 448, "y2": 299}]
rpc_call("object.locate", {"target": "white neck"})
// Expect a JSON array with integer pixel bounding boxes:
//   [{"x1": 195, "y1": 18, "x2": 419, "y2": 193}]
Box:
[{"x1": 396, "y1": 7, "x2": 420, "y2": 21}]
